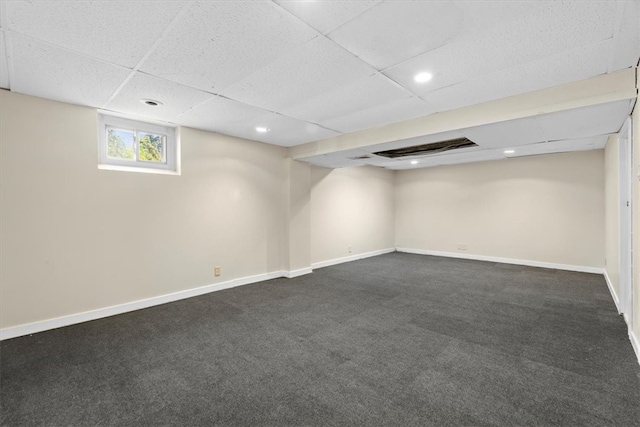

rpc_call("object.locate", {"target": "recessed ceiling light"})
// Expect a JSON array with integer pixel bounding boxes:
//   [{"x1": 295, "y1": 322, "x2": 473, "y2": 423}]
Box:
[
  {"x1": 410, "y1": 160, "x2": 419, "y2": 165},
  {"x1": 414, "y1": 72, "x2": 433, "y2": 83},
  {"x1": 255, "y1": 126, "x2": 270, "y2": 133},
  {"x1": 504, "y1": 150, "x2": 515, "y2": 154},
  {"x1": 140, "y1": 99, "x2": 163, "y2": 107}
]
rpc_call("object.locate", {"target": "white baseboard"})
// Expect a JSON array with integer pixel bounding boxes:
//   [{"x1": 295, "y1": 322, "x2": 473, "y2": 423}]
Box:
[
  {"x1": 3, "y1": 248, "x2": 635, "y2": 370},
  {"x1": 602, "y1": 269, "x2": 621, "y2": 313},
  {"x1": 395, "y1": 247, "x2": 603, "y2": 274},
  {"x1": 284, "y1": 267, "x2": 313, "y2": 278},
  {"x1": 311, "y1": 248, "x2": 396, "y2": 270},
  {"x1": 621, "y1": 316, "x2": 638, "y2": 367},
  {"x1": 0, "y1": 270, "x2": 288, "y2": 341},
  {"x1": 630, "y1": 329, "x2": 640, "y2": 366}
]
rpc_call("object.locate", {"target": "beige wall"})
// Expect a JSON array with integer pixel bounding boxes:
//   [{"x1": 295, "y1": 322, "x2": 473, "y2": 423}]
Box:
[
  {"x1": 395, "y1": 151, "x2": 605, "y2": 268},
  {"x1": 310, "y1": 165, "x2": 395, "y2": 264},
  {"x1": 604, "y1": 134, "x2": 621, "y2": 300},
  {"x1": 0, "y1": 89, "x2": 628, "y2": 345},
  {"x1": 0, "y1": 91, "x2": 287, "y2": 329},
  {"x1": 285, "y1": 159, "x2": 311, "y2": 272}
]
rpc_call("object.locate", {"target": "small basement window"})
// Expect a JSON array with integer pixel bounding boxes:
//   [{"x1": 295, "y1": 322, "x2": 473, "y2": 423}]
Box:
[{"x1": 98, "y1": 113, "x2": 178, "y2": 174}]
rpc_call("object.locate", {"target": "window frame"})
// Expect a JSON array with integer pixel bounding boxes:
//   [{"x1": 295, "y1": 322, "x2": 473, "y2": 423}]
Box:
[{"x1": 98, "y1": 113, "x2": 179, "y2": 174}]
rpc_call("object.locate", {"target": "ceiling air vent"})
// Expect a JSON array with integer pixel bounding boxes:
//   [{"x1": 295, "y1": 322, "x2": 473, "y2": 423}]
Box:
[
  {"x1": 348, "y1": 155, "x2": 372, "y2": 160},
  {"x1": 373, "y1": 137, "x2": 478, "y2": 158}
]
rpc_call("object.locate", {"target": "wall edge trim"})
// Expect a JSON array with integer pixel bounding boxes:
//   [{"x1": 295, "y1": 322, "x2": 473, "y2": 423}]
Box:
[
  {"x1": 603, "y1": 269, "x2": 621, "y2": 313},
  {"x1": 285, "y1": 267, "x2": 313, "y2": 278},
  {"x1": 395, "y1": 247, "x2": 603, "y2": 273},
  {"x1": 0, "y1": 270, "x2": 288, "y2": 341},
  {"x1": 630, "y1": 329, "x2": 640, "y2": 367},
  {"x1": 311, "y1": 248, "x2": 396, "y2": 269}
]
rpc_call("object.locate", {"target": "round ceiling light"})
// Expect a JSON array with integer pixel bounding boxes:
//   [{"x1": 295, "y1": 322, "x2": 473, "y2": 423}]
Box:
[
  {"x1": 414, "y1": 72, "x2": 433, "y2": 83},
  {"x1": 140, "y1": 99, "x2": 163, "y2": 107},
  {"x1": 255, "y1": 126, "x2": 270, "y2": 133},
  {"x1": 410, "y1": 160, "x2": 419, "y2": 165}
]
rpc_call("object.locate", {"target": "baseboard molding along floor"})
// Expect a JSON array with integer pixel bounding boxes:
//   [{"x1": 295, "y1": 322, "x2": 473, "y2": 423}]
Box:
[{"x1": 0, "y1": 248, "x2": 395, "y2": 340}]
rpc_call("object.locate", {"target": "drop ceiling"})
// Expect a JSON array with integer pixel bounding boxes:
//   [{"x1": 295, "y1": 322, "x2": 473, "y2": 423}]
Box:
[{"x1": 0, "y1": 0, "x2": 638, "y2": 169}]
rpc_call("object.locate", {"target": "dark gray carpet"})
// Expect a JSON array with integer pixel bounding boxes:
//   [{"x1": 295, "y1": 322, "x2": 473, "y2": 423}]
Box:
[{"x1": 1, "y1": 252, "x2": 639, "y2": 426}]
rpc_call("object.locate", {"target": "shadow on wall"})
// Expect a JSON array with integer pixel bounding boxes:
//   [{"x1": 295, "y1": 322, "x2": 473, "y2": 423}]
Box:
[{"x1": 310, "y1": 164, "x2": 333, "y2": 190}]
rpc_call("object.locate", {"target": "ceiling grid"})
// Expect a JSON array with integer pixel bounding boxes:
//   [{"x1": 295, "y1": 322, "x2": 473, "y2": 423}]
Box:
[{"x1": 0, "y1": 0, "x2": 638, "y2": 168}]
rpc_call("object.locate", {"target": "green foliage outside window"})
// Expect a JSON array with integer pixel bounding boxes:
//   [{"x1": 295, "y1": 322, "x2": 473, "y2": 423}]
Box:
[
  {"x1": 107, "y1": 129, "x2": 164, "y2": 162},
  {"x1": 107, "y1": 129, "x2": 134, "y2": 160},
  {"x1": 139, "y1": 134, "x2": 164, "y2": 162}
]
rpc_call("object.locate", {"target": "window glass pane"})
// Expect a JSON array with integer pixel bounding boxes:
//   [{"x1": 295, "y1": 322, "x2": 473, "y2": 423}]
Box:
[
  {"x1": 138, "y1": 132, "x2": 166, "y2": 163},
  {"x1": 107, "y1": 128, "x2": 135, "y2": 160},
  {"x1": 99, "y1": 113, "x2": 176, "y2": 173}
]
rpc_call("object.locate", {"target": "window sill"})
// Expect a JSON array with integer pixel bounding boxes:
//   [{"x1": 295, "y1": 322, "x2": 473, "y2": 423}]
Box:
[{"x1": 98, "y1": 164, "x2": 180, "y2": 176}]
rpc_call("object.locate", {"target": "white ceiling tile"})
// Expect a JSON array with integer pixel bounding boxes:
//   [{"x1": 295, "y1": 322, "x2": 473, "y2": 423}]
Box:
[
  {"x1": 328, "y1": 1, "x2": 463, "y2": 70},
  {"x1": 0, "y1": 0, "x2": 6, "y2": 28},
  {"x1": 6, "y1": 0, "x2": 185, "y2": 68},
  {"x1": 386, "y1": 148, "x2": 503, "y2": 170},
  {"x1": 104, "y1": 72, "x2": 214, "y2": 122},
  {"x1": 421, "y1": 39, "x2": 612, "y2": 112},
  {"x1": 388, "y1": 162, "x2": 437, "y2": 171},
  {"x1": 433, "y1": 149, "x2": 504, "y2": 166},
  {"x1": 222, "y1": 36, "x2": 375, "y2": 111},
  {"x1": 462, "y1": 117, "x2": 546, "y2": 149},
  {"x1": 329, "y1": 160, "x2": 364, "y2": 169},
  {"x1": 320, "y1": 97, "x2": 436, "y2": 134},
  {"x1": 10, "y1": 34, "x2": 130, "y2": 107},
  {"x1": 452, "y1": 1, "x2": 541, "y2": 36},
  {"x1": 214, "y1": 112, "x2": 340, "y2": 147},
  {"x1": 0, "y1": 31, "x2": 9, "y2": 89},
  {"x1": 275, "y1": 0, "x2": 381, "y2": 35},
  {"x1": 176, "y1": 96, "x2": 270, "y2": 133},
  {"x1": 610, "y1": 0, "x2": 640, "y2": 71},
  {"x1": 303, "y1": 148, "x2": 379, "y2": 167},
  {"x1": 387, "y1": 151, "x2": 480, "y2": 170},
  {"x1": 301, "y1": 124, "x2": 612, "y2": 171},
  {"x1": 178, "y1": 95, "x2": 339, "y2": 146},
  {"x1": 280, "y1": 74, "x2": 411, "y2": 123},
  {"x1": 498, "y1": 1, "x2": 616, "y2": 66},
  {"x1": 140, "y1": 1, "x2": 318, "y2": 94},
  {"x1": 535, "y1": 100, "x2": 632, "y2": 142},
  {"x1": 4, "y1": 0, "x2": 634, "y2": 154},
  {"x1": 506, "y1": 136, "x2": 609, "y2": 158},
  {"x1": 382, "y1": 28, "x2": 519, "y2": 95},
  {"x1": 383, "y1": 1, "x2": 616, "y2": 96}
]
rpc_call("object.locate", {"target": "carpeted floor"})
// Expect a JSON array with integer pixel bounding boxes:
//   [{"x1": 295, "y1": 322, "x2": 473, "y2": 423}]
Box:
[{"x1": 1, "y1": 252, "x2": 639, "y2": 426}]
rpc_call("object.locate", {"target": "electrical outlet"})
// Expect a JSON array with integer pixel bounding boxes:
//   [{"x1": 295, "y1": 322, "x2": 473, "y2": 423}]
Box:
[
  {"x1": 214, "y1": 266, "x2": 221, "y2": 277},
  {"x1": 348, "y1": 246, "x2": 352, "y2": 253},
  {"x1": 462, "y1": 244, "x2": 468, "y2": 251}
]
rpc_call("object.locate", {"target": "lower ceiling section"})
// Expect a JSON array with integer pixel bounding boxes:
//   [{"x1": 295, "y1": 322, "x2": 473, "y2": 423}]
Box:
[{"x1": 295, "y1": 70, "x2": 638, "y2": 170}]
